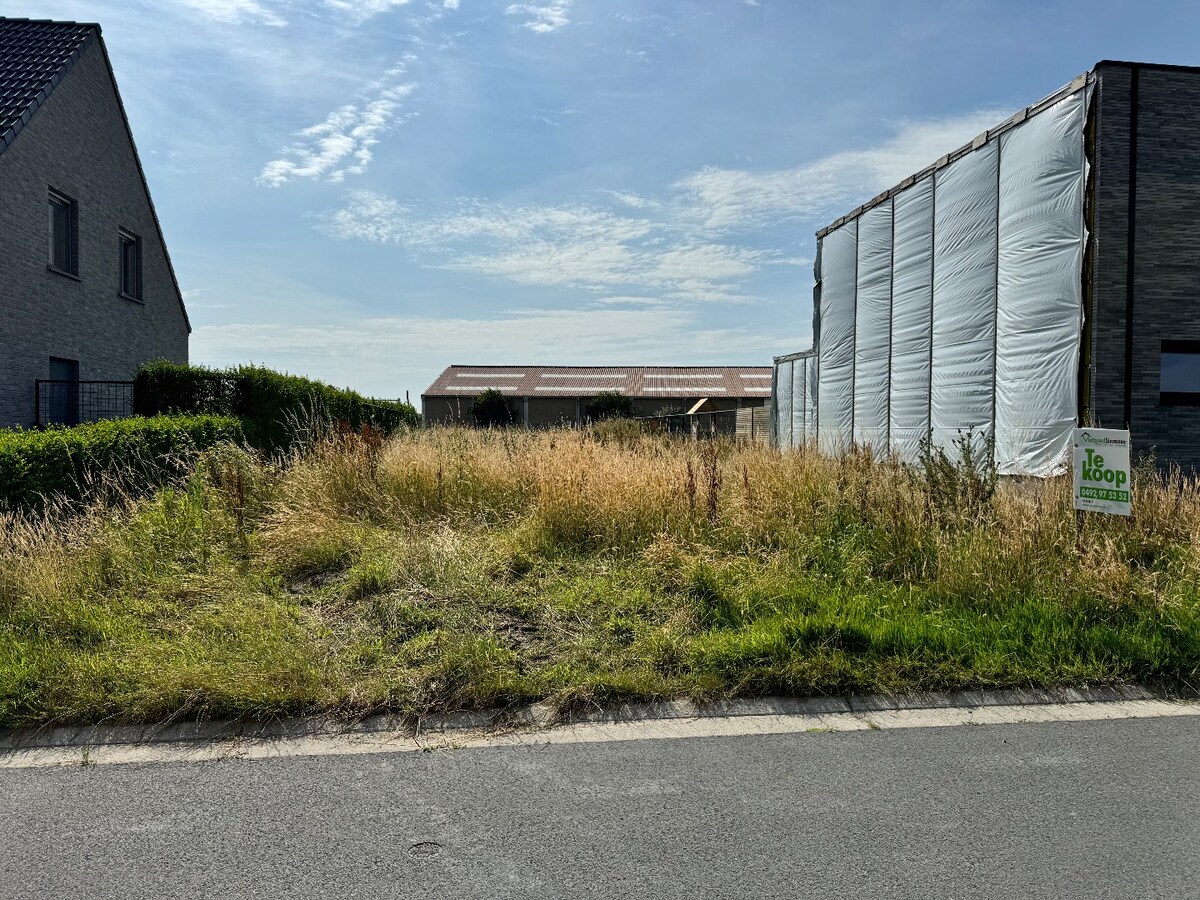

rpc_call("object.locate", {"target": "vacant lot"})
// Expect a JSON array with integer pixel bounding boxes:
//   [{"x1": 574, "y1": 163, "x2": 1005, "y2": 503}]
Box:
[{"x1": 2, "y1": 425, "x2": 1198, "y2": 727}]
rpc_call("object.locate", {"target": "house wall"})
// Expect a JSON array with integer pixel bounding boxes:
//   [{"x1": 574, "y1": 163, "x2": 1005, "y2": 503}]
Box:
[
  {"x1": 1091, "y1": 64, "x2": 1200, "y2": 469},
  {"x1": 0, "y1": 39, "x2": 188, "y2": 428}
]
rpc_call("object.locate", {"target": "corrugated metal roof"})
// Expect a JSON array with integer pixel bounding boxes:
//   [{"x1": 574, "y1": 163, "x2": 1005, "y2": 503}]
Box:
[
  {"x1": 0, "y1": 17, "x2": 97, "y2": 156},
  {"x1": 423, "y1": 365, "x2": 775, "y2": 398}
]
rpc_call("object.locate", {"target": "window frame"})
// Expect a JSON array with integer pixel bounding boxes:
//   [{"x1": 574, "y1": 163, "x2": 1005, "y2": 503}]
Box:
[
  {"x1": 1160, "y1": 339, "x2": 1200, "y2": 407},
  {"x1": 48, "y1": 188, "x2": 79, "y2": 278},
  {"x1": 118, "y1": 228, "x2": 143, "y2": 302}
]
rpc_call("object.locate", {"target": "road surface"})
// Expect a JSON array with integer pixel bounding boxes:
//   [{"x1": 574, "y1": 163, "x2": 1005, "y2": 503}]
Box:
[{"x1": 2, "y1": 714, "x2": 1197, "y2": 898}]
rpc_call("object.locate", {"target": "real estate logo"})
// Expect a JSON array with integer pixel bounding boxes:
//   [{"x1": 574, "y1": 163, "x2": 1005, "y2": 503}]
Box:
[{"x1": 1072, "y1": 428, "x2": 1131, "y2": 516}]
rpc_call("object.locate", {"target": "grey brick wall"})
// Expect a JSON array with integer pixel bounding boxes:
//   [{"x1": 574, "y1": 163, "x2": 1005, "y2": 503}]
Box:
[
  {"x1": 0, "y1": 39, "x2": 189, "y2": 428},
  {"x1": 1092, "y1": 63, "x2": 1200, "y2": 469}
]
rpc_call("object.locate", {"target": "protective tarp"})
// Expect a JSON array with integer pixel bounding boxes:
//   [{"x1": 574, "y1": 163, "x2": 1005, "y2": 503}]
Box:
[
  {"x1": 931, "y1": 140, "x2": 998, "y2": 453},
  {"x1": 994, "y1": 89, "x2": 1088, "y2": 475},
  {"x1": 805, "y1": 354, "x2": 818, "y2": 445},
  {"x1": 775, "y1": 359, "x2": 793, "y2": 449},
  {"x1": 790, "y1": 356, "x2": 806, "y2": 447},
  {"x1": 769, "y1": 365, "x2": 779, "y2": 446},
  {"x1": 853, "y1": 202, "x2": 893, "y2": 450},
  {"x1": 816, "y1": 222, "x2": 857, "y2": 453},
  {"x1": 888, "y1": 177, "x2": 934, "y2": 463}
]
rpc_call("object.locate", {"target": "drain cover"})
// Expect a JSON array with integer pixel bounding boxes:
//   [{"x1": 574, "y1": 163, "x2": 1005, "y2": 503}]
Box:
[{"x1": 408, "y1": 841, "x2": 443, "y2": 859}]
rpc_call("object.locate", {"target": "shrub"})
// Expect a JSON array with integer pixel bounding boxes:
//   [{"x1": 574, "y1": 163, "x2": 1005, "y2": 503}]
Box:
[
  {"x1": 585, "y1": 391, "x2": 634, "y2": 421},
  {"x1": 471, "y1": 389, "x2": 517, "y2": 428},
  {"x1": 0, "y1": 415, "x2": 243, "y2": 509},
  {"x1": 134, "y1": 362, "x2": 418, "y2": 452}
]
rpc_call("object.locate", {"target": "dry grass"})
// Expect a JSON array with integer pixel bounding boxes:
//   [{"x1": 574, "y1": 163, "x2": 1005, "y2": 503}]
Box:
[{"x1": 2, "y1": 425, "x2": 1199, "y2": 727}]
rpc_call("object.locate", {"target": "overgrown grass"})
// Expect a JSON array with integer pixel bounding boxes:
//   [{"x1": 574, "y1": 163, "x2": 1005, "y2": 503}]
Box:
[{"x1": 2, "y1": 427, "x2": 1199, "y2": 727}]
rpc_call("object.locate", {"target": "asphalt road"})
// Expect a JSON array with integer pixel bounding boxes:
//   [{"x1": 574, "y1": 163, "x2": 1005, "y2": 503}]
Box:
[{"x1": 2, "y1": 716, "x2": 1197, "y2": 899}]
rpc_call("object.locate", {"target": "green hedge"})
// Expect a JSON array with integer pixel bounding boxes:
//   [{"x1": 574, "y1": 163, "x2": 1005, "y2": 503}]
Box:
[
  {"x1": 0, "y1": 415, "x2": 243, "y2": 509},
  {"x1": 134, "y1": 362, "x2": 419, "y2": 452}
]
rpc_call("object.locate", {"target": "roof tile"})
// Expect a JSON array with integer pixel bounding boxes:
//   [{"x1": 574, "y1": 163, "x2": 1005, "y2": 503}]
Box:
[{"x1": 0, "y1": 17, "x2": 97, "y2": 155}]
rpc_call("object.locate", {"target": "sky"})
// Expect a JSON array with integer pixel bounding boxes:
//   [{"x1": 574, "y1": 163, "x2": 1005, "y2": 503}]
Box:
[{"x1": 8, "y1": 0, "x2": 1200, "y2": 402}]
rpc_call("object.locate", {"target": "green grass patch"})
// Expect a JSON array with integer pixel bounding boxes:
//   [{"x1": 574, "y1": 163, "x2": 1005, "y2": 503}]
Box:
[{"x1": 1, "y1": 427, "x2": 1199, "y2": 727}]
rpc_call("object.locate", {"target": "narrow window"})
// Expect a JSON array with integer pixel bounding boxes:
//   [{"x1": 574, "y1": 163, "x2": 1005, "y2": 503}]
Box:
[
  {"x1": 1160, "y1": 340, "x2": 1200, "y2": 406},
  {"x1": 119, "y1": 229, "x2": 142, "y2": 300},
  {"x1": 48, "y1": 189, "x2": 78, "y2": 276}
]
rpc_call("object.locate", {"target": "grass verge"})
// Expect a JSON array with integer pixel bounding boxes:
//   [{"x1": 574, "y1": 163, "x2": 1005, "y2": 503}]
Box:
[{"x1": 1, "y1": 427, "x2": 1198, "y2": 727}]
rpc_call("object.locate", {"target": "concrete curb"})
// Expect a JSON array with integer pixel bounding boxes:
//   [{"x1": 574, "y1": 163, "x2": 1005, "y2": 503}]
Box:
[{"x1": 0, "y1": 683, "x2": 1171, "y2": 753}]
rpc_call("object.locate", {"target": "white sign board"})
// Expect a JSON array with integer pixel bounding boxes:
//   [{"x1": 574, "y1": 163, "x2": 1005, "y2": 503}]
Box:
[{"x1": 1072, "y1": 428, "x2": 1131, "y2": 516}]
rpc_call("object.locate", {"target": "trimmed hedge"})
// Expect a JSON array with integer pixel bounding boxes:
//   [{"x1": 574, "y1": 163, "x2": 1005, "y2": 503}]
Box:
[
  {"x1": 0, "y1": 415, "x2": 243, "y2": 509},
  {"x1": 134, "y1": 362, "x2": 419, "y2": 452}
]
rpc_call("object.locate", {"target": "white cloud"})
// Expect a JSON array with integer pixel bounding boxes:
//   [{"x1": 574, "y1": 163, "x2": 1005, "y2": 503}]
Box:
[
  {"x1": 321, "y1": 0, "x2": 414, "y2": 22},
  {"x1": 325, "y1": 191, "x2": 769, "y2": 298},
  {"x1": 443, "y1": 0, "x2": 460, "y2": 8},
  {"x1": 174, "y1": 0, "x2": 286, "y2": 27},
  {"x1": 676, "y1": 109, "x2": 1006, "y2": 232},
  {"x1": 321, "y1": 108, "x2": 1003, "y2": 304},
  {"x1": 258, "y1": 69, "x2": 418, "y2": 187},
  {"x1": 505, "y1": 1, "x2": 573, "y2": 33}
]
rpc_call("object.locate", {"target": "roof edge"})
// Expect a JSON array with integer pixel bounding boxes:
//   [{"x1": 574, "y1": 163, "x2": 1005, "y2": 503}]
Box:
[
  {"x1": 90, "y1": 33, "x2": 192, "y2": 333},
  {"x1": 815, "y1": 68, "x2": 1093, "y2": 239},
  {"x1": 0, "y1": 20, "x2": 99, "y2": 157}
]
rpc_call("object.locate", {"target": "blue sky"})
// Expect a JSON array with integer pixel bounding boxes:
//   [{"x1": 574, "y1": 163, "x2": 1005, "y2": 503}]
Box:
[{"x1": 10, "y1": 0, "x2": 1200, "y2": 401}]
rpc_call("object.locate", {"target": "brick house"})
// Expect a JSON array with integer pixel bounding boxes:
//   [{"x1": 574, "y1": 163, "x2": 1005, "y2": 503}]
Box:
[
  {"x1": 0, "y1": 17, "x2": 189, "y2": 428},
  {"x1": 773, "y1": 61, "x2": 1200, "y2": 473}
]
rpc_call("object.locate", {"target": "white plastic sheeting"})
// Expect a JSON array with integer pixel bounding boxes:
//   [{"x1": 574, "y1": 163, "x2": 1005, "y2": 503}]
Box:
[
  {"x1": 781, "y1": 82, "x2": 1091, "y2": 476},
  {"x1": 889, "y1": 177, "x2": 934, "y2": 464},
  {"x1": 804, "y1": 354, "x2": 818, "y2": 442},
  {"x1": 930, "y1": 140, "x2": 999, "y2": 454},
  {"x1": 771, "y1": 352, "x2": 817, "y2": 448},
  {"x1": 790, "y1": 355, "x2": 806, "y2": 447},
  {"x1": 995, "y1": 90, "x2": 1088, "y2": 475},
  {"x1": 815, "y1": 222, "x2": 857, "y2": 453},
  {"x1": 853, "y1": 202, "x2": 893, "y2": 450},
  {"x1": 775, "y1": 358, "x2": 793, "y2": 449}
]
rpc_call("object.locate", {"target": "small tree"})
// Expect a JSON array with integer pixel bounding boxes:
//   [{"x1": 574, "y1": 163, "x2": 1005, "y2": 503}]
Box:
[
  {"x1": 471, "y1": 388, "x2": 516, "y2": 427},
  {"x1": 585, "y1": 391, "x2": 634, "y2": 421}
]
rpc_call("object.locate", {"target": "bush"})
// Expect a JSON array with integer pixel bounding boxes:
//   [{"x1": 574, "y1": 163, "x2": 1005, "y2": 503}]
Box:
[
  {"x1": 585, "y1": 391, "x2": 634, "y2": 421},
  {"x1": 471, "y1": 389, "x2": 517, "y2": 428},
  {"x1": 134, "y1": 362, "x2": 418, "y2": 452},
  {"x1": 0, "y1": 415, "x2": 243, "y2": 509}
]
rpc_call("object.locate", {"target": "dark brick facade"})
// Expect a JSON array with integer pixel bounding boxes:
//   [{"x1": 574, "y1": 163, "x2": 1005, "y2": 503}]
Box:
[
  {"x1": 1090, "y1": 63, "x2": 1200, "y2": 469},
  {"x1": 0, "y1": 33, "x2": 189, "y2": 428}
]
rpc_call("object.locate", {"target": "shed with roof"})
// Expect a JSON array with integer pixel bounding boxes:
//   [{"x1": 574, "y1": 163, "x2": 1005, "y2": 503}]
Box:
[{"x1": 422, "y1": 365, "x2": 772, "y2": 426}]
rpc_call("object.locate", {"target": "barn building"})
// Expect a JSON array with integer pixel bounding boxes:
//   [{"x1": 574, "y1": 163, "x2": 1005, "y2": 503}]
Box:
[
  {"x1": 423, "y1": 365, "x2": 772, "y2": 427},
  {"x1": 773, "y1": 61, "x2": 1200, "y2": 474}
]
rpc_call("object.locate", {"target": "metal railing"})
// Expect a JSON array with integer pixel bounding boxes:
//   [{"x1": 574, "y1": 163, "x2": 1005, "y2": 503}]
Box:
[{"x1": 34, "y1": 380, "x2": 135, "y2": 427}]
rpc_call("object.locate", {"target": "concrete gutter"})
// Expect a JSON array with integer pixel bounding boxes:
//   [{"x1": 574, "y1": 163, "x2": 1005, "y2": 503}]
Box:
[{"x1": 1, "y1": 684, "x2": 1195, "y2": 770}]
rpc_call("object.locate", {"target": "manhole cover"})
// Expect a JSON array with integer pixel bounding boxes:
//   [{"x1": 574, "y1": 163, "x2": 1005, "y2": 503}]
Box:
[{"x1": 408, "y1": 841, "x2": 443, "y2": 859}]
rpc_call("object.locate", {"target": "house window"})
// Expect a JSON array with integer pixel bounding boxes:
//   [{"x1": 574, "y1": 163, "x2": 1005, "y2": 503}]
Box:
[
  {"x1": 48, "y1": 189, "x2": 78, "y2": 276},
  {"x1": 119, "y1": 229, "x2": 142, "y2": 300},
  {"x1": 1160, "y1": 340, "x2": 1200, "y2": 406}
]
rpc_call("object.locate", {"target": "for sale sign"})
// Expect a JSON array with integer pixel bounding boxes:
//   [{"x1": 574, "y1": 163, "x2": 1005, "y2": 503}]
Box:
[{"x1": 1072, "y1": 428, "x2": 1131, "y2": 516}]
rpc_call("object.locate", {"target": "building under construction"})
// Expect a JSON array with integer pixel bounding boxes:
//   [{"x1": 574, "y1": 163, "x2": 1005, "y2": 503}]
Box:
[{"x1": 773, "y1": 61, "x2": 1200, "y2": 473}]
